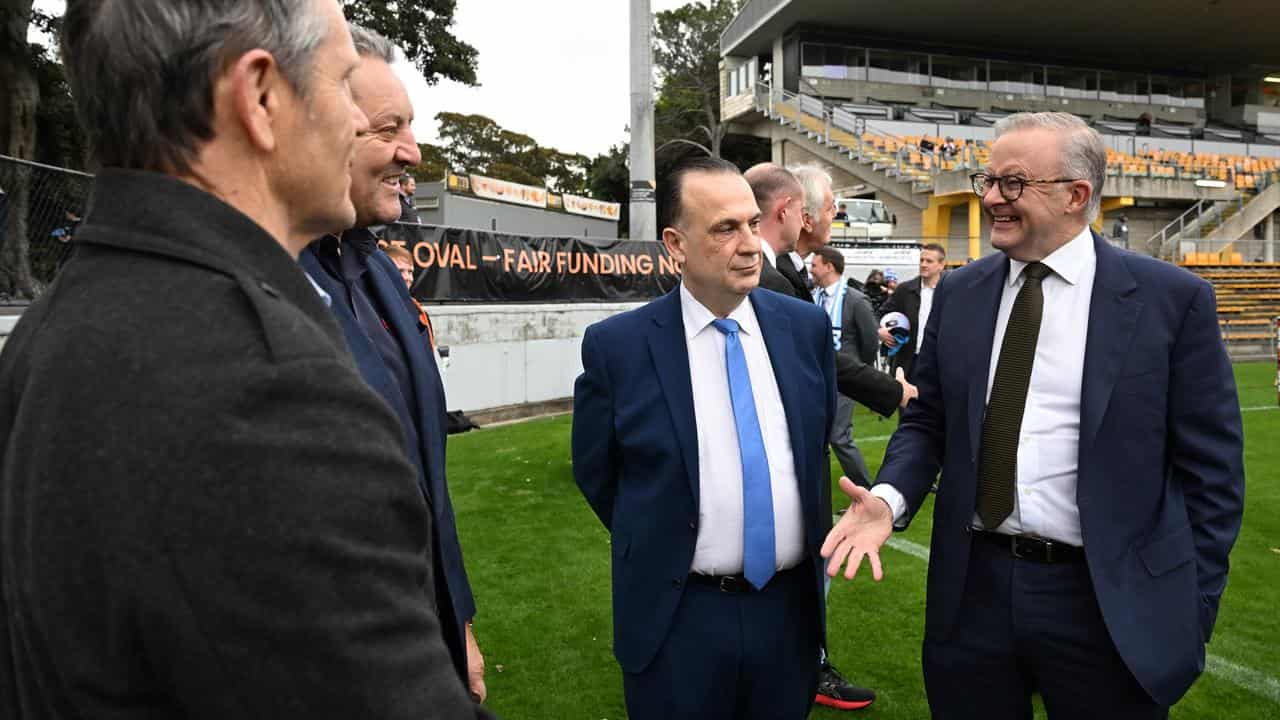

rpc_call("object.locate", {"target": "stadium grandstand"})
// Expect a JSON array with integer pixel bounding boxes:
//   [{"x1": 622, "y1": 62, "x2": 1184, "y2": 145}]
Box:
[{"x1": 718, "y1": 0, "x2": 1280, "y2": 356}]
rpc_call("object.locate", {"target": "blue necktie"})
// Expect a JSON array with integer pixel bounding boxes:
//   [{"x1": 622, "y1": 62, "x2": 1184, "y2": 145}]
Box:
[{"x1": 711, "y1": 318, "x2": 776, "y2": 589}]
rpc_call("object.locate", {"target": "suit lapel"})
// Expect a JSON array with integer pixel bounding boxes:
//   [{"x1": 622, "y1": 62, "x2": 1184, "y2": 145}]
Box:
[
  {"x1": 751, "y1": 291, "x2": 811, "y2": 503},
  {"x1": 364, "y1": 256, "x2": 450, "y2": 499},
  {"x1": 1080, "y1": 232, "x2": 1141, "y2": 458},
  {"x1": 647, "y1": 291, "x2": 701, "y2": 502},
  {"x1": 963, "y1": 258, "x2": 1010, "y2": 462}
]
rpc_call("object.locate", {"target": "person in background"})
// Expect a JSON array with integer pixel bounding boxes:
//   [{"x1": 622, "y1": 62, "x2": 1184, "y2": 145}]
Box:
[
  {"x1": 878, "y1": 243, "x2": 946, "y2": 382},
  {"x1": 811, "y1": 246, "x2": 883, "y2": 489},
  {"x1": 790, "y1": 166, "x2": 838, "y2": 295},
  {"x1": 382, "y1": 242, "x2": 446, "y2": 373},
  {"x1": 399, "y1": 173, "x2": 421, "y2": 223},
  {"x1": 862, "y1": 269, "x2": 888, "y2": 311},
  {"x1": 1111, "y1": 213, "x2": 1130, "y2": 248},
  {"x1": 744, "y1": 163, "x2": 808, "y2": 301},
  {"x1": 0, "y1": 1, "x2": 488, "y2": 718},
  {"x1": 834, "y1": 202, "x2": 849, "y2": 222},
  {"x1": 297, "y1": 24, "x2": 486, "y2": 707}
]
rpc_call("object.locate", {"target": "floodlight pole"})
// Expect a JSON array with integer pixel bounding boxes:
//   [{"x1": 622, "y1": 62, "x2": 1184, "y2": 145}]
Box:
[{"x1": 629, "y1": 0, "x2": 657, "y2": 242}]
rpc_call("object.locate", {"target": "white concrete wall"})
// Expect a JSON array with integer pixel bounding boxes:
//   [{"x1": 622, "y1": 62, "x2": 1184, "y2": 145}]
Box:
[{"x1": 428, "y1": 302, "x2": 646, "y2": 413}]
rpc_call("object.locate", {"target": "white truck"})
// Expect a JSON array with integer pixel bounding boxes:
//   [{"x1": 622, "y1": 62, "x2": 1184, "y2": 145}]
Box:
[{"x1": 832, "y1": 198, "x2": 894, "y2": 240}]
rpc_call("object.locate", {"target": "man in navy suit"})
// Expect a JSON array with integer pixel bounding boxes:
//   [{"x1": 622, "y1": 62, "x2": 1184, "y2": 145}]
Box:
[
  {"x1": 572, "y1": 156, "x2": 837, "y2": 719},
  {"x1": 298, "y1": 26, "x2": 486, "y2": 705},
  {"x1": 822, "y1": 112, "x2": 1244, "y2": 719}
]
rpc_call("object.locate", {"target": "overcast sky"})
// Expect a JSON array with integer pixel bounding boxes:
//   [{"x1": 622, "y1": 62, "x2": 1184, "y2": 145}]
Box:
[
  {"x1": 33, "y1": 0, "x2": 696, "y2": 159},
  {"x1": 400, "y1": 0, "x2": 692, "y2": 158}
]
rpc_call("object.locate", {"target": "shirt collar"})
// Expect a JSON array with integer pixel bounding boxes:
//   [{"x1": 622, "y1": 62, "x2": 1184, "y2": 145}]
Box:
[
  {"x1": 1007, "y1": 225, "x2": 1094, "y2": 287},
  {"x1": 679, "y1": 283, "x2": 759, "y2": 342},
  {"x1": 760, "y1": 240, "x2": 778, "y2": 267},
  {"x1": 820, "y1": 278, "x2": 842, "y2": 294}
]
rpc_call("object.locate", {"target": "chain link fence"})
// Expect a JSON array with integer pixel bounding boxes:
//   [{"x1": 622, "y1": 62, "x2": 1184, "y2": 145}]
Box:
[{"x1": 0, "y1": 155, "x2": 93, "y2": 303}]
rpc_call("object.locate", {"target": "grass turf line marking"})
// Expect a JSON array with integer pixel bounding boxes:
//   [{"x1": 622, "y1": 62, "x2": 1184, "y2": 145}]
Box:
[
  {"x1": 1241, "y1": 406, "x2": 1279, "y2": 413},
  {"x1": 859, "y1": 535, "x2": 1280, "y2": 705}
]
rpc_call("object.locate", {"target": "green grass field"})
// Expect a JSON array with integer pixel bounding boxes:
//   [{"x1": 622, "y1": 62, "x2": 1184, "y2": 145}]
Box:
[{"x1": 449, "y1": 362, "x2": 1280, "y2": 719}]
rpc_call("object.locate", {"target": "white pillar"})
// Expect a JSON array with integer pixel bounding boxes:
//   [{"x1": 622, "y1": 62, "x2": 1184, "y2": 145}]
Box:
[{"x1": 628, "y1": 0, "x2": 657, "y2": 242}]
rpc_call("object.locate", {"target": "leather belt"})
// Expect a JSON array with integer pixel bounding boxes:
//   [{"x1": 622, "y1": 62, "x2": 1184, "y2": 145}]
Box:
[
  {"x1": 687, "y1": 563, "x2": 805, "y2": 593},
  {"x1": 972, "y1": 530, "x2": 1084, "y2": 564}
]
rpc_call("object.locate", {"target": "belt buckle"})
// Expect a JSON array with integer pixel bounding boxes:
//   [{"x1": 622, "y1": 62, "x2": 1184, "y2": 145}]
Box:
[
  {"x1": 1009, "y1": 535, "x2": 1026, "y2": 560},
  {"x1": 719, "y1": 576, "x2": 735, "y2": 593}
]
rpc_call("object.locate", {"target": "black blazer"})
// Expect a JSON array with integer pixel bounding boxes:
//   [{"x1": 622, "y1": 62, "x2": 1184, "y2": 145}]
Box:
[
  {"x1": 879, "y1": 276, "x2": 922, "y2": 375},
  {"x1": 759, "y1": 256, "x2": 797, "y2": 297},
  {"x1": 774, "y1": 254, "x2": 812, "y2": 300},
  {"x1": 0, "y1": 170, "x2": 490, "y2": 719}
]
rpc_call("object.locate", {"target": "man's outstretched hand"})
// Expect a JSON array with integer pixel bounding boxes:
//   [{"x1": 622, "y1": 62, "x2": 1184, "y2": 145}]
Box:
[
  {"x1": 821, "y1": 477, "x2": 895, "y2": 581},
  {"x1": 895, "y1": 367, "x2": 917, "y2": 407}
]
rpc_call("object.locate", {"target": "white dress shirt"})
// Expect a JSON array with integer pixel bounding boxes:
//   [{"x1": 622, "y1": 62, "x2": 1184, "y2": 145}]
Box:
[
  {"x1": 760, "y1": 239, "x2": 779, "y2": 268},
  {"x1": 817, "y1": 279, "x2": 841, "y2": 312},
  {"x1": 680, "y1": 284, "x2": 805, "y2": 575},
  {"x1": 917, "y1": 284, "x2": 935, "y2": 352},
  {"x1": 873, "y1": 226, "x2": 1096, "y2": 546}
]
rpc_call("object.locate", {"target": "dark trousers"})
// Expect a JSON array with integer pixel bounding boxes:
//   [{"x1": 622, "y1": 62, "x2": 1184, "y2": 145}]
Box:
[
  {"x1": 623, "y1": 561, "x2": 820, "y2": 720},
  {"x1": 922, "y1": 535, "x2": 1167, "y2": 720}
]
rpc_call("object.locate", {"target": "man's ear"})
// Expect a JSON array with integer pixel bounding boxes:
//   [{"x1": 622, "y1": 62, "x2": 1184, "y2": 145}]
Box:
[
  {"x1": 1068, "y1": 180, "x2": 1092, "y2": 216},
  {"x1": 661, "y1": 227, "x2": 686, "y2": 265},
  {"x1": 226, "y1": 49, "x2": 284, "y2": 153},
  {"x1": 800, "y1": 208, "x2": 816, "y2": 233}
]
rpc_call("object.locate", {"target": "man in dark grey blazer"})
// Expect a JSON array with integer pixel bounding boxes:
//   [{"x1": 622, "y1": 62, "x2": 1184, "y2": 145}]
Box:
[
  {"x1": 0, "y1": 2, "x2": 489, "y2": 719},
  {"x1": 811, "y1": 246, "x2": 883, "y2": 488}
]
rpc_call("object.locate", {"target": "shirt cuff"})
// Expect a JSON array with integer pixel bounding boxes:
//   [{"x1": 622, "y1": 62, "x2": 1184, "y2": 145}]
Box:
[{"x1": 870, "y1": 483, "x2": 908, "y2": 527}]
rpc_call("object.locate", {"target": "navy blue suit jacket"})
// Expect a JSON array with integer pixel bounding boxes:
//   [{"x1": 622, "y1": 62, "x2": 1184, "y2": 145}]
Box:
[
  {"x1": 571, "y1": 286, "x2": 837, "y2": 673},
  {"x1": 879, "y1": 232, "x2": 1245, "y2": 706},
  {"x1": 299, "y1": 243, "x2": 475, "y2": 677}
]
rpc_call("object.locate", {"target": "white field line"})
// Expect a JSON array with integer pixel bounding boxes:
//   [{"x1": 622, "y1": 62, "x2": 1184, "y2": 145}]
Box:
[
  {"x1": 1241, "y1": 406, "x2": 1279, "y2": 413},
  {"x1": 858, "y1": 535, "x2": 1279, "y2": 705}
]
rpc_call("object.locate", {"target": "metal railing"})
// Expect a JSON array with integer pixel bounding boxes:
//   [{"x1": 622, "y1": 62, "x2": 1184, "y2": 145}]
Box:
[
  {"x1": 1148, "y1": 169, "x2": 1280, "y2": 260},
  {"x1": 752, "y1": 81, "x2": 983, "y2": 188},
  {"x1": 0, "y1": 155, "x2": 93, "y2": 301}
]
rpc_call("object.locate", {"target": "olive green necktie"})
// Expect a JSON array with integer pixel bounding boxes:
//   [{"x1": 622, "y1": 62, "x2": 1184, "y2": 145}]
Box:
[{"x1": 976, "y1": 261, "x2": 1052, "y2": 529}]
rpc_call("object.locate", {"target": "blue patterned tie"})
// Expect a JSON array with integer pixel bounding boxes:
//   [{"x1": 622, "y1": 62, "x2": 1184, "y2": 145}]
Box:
[{"x1": 711, "y1": 318, "x2": 776, "y2": 589}]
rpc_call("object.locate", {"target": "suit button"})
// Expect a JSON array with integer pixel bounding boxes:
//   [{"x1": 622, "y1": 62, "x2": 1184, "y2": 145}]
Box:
[
  {"x1": 672, "y1": 578, "x2": 683, "y2": 588},
  {"x1": 688, "y1": 521, "x2": 696, "y2": 531}
]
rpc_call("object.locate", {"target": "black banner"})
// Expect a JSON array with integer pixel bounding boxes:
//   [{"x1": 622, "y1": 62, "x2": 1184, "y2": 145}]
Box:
[{"x1": 381, "y1": 224, "x2": 680, "y2": 303}]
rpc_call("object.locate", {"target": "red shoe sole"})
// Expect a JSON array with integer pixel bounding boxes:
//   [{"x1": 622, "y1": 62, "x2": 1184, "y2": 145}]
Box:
[{"x1": 814, "y1": 693, "x2": 874, "y2": 711}]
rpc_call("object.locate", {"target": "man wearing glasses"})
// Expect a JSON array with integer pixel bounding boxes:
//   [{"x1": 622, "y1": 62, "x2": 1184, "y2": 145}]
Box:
[{"x1": 821, "y1": 112, "x2": 1244, "y2": 719}]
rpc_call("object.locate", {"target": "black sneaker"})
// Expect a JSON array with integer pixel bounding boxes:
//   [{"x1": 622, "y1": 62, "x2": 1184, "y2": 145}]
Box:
[{"x1": 815, "y1": 662, "x2": 876, "y2": 710}]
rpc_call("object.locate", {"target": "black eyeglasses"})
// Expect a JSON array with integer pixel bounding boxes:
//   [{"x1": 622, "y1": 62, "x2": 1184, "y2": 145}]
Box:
[{"x1": 970, "y1": 173, "x2": 1081, "y2": 202}]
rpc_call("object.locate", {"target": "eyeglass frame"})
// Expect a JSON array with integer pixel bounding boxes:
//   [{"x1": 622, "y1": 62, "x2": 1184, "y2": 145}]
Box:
[{"x1": 969, "y1": 172, "x2": 1082, "y2": 202}]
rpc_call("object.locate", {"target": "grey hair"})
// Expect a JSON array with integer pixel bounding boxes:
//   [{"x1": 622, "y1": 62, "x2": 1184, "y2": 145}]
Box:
[
  {"x1": 790, "y1": 165, "x2": 833, "y2": 217},
  {"x1": 61, "y1": 0, "x2": 330, "y2": 174},
  {"x1": 993, "y1": 112, "x2": 1107, "y2": 221},
  {"x1": 349, "y1": 24, "x2": 399, "y2": 64}
]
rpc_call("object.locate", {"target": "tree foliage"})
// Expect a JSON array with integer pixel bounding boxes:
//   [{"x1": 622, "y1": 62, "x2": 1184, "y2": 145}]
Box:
[
  {"x1": 342, "y1": 0, "x2": 478, "y2": 86},
  {"x1": 431, "y1": 112, "x2": 592, "y2": 195},
  {"x1": 0, "y1": 0, "x2": 480, "y2": 298},
  {"x1": 651, "y1": 0, "x2": 741, "y2": 159}
]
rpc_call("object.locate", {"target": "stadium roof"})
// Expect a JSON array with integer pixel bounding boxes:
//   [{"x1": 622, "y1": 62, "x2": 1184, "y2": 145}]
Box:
[{"x1": 721, "y1": 0, "x2": 1280, "y2": 75}]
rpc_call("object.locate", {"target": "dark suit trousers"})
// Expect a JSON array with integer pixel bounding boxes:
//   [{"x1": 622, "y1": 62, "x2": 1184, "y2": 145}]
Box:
[
  {"x1": 922, "y1": 536, "x2": 1167, "y2": 720},
  {"x1": 623, "y1": 561, "x2": 820, "y2": 720}
]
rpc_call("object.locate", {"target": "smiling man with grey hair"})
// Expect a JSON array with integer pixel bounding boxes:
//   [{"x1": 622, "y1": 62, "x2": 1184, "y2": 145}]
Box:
[
  {"x1": 0, "y1": 1, "x2": 490, "y2": 718},
  {"x1": 823, "y1": 111, "x2": 1243, "y2": 719},
  {"x1": 298, "y1": 23, "x2": 491, "y2": 708}
]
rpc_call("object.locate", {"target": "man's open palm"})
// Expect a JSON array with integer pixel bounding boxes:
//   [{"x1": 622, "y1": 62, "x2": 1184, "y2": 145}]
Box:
[{"x1": 821, "y1": 477, "x2": 894, "y2": 581}]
